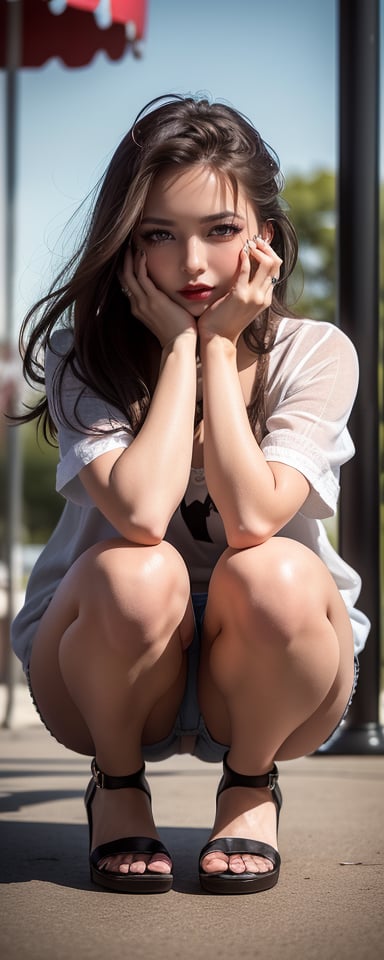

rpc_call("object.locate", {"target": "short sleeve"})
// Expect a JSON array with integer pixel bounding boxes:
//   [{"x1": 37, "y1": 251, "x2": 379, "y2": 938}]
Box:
[
  {"x1": 45, "y1": 329, "x2": 134, "y2": 505},
  {"x1": 261, "y1": 321, "x2": 359, "y2": 518}
]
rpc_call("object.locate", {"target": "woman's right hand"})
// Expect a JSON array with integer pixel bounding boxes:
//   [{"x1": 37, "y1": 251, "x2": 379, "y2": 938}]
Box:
[{"x1": 120, "y1": 247, "x2": 197, "y2": 349}]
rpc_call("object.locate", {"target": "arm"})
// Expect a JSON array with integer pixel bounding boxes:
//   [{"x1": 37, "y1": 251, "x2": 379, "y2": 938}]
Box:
[
  {"x1": 80, "y1": 250, "x2": 198, "y2": 543},
  {"x1": 200, "y1": 334, "x2": 309, "y2": 548},
  {"x1": 199, "y1": 237, "x2": 309, "y2": 548},
  {"x1": 80, "y1": 334, "x2": 197, "y2": 543}
]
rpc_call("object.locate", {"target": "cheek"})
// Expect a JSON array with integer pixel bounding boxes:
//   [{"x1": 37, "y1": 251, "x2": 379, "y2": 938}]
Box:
[
  {"x1": 214, "y1": 244, "x2": 242, "y2": 282},
  {"x1": 144, "y1": 249, "x2": 172, "y2": 288}
]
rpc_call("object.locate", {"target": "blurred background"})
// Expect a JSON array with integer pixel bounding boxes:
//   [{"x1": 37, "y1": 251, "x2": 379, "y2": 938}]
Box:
[{"x1": 0, "y1": 0, "x2": 382, "y2": 740}]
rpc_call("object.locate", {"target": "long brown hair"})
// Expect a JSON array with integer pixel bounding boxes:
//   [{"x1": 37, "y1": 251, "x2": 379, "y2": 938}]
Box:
[{"x1": 18, "y1": 94, "x2": 298, "y2": 443}]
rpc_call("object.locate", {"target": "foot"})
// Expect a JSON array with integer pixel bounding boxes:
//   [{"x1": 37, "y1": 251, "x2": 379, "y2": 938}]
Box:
[
  {"x1": 90, "y1": 785, "x2": 172, "y2": 876},
  {"x1": 201, "y1": 783, "x2": 278, "y2": 876}
]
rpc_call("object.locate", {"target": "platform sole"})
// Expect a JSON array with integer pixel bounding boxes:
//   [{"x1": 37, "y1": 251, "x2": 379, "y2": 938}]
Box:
[
  {"x1": 199, "y1": 867, "x2": 279, "y2": 895},
  {"x1": 90, "y1": 864, "x2": 173, "y2": 893}
]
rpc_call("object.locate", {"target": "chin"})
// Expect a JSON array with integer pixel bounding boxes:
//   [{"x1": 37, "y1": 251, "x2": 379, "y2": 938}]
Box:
[{"x1": 191, "y1": 304, "x2": 211, "y2": 319}]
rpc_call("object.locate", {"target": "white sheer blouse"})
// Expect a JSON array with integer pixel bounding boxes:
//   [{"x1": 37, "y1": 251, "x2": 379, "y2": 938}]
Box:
[{"x1": 11, "y1": 319, "x2": 370, "y2": 671}]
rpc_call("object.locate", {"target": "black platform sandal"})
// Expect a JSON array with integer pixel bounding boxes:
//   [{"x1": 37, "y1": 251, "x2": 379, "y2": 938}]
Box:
[
  {"x1": 199, "y1": 752, "x2": 282, "y2": 895},
  {"x1": 84, "y1": 758, "x2": 173, "y2": 893}
]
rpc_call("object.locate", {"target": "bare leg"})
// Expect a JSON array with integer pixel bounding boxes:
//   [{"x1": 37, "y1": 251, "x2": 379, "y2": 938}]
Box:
[
  {"x1": 29, "y1": 538, "x2": 193, "y2": 875},
  {"x1": 198, "y1": 537, "x2": 355, "y2": 876}
]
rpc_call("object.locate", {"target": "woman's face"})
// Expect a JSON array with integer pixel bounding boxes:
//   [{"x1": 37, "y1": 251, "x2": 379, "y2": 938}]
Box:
[{"x1": 134, "y1": 165, "x2": 263, "y2": 316}]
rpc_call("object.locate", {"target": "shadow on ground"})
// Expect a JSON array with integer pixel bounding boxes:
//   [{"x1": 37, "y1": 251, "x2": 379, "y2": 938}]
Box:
[{"x1": 0, "y1": 820, "x2": 209, "y2": 895}]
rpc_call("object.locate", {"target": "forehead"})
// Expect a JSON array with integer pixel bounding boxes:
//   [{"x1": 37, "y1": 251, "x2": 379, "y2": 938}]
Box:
[{"x1": 143, "y1": 164, "x2": 250, "y2": 217}]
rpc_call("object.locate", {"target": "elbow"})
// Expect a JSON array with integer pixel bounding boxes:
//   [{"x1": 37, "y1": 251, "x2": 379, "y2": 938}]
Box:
[
  {"x1": 119, "y1": 510, "x2": 169, "y2": 546},
  {"x1": 225, "y1": 518, "x2": 277, "y2": 550}
]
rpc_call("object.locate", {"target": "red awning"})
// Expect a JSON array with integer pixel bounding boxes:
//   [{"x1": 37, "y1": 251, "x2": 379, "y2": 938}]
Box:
[{"x1": 0, "y1": 0, "x2": 148, "y2": 67}]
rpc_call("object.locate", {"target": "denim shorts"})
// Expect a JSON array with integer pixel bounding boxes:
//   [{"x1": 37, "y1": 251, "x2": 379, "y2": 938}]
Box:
[
  {"x1": 26, "y1": 592, "x2": 359, "y2": 761},
  {"x1": 141, "y1": 593, "x2": 228, "y2": 763}
]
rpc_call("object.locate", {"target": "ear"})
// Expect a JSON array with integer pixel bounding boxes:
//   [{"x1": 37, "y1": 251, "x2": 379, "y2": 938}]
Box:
[{"x1": 262, "y1": 220, "x2": 274, "y2": 244}]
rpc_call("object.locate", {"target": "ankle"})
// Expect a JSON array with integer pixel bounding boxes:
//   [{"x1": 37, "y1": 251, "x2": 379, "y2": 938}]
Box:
[{"x1": 225, "y1": 751, "x2": 276, "y2": 778}]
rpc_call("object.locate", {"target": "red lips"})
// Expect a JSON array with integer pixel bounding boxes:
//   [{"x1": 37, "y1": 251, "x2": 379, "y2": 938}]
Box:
[
  {"x1": 178, "y1": 284, "x2": 214, "y2": 301},
  {"x1": 179, "y1": 284, "x2": 212, "y2": 292}
]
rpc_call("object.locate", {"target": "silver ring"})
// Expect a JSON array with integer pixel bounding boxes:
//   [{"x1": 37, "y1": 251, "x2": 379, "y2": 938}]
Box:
[
  {"x1": 121, "y1": 286, "x2": 132, "y2": 297},
  {"x1": 271, "y1": 276, "x2": 278, "y2": 285}
]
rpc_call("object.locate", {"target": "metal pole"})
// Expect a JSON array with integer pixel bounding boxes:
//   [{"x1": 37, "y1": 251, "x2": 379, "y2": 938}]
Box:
[
  {"x1": 1, "y1": 0, "x2": 23, "y2": 728},
  {"x1": 321, "y1": 0, "x2": 383, "y2": 753}
]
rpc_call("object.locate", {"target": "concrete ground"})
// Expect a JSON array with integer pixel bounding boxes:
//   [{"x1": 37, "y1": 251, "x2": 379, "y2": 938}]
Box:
[{"x1": 0, "y1": 684, "x2": 383, "y2": 960}]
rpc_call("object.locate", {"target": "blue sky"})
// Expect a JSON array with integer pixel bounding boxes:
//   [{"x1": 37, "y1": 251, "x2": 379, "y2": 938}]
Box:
[{"x1": 0, "y1": 0, "x2": 380, "y2": 335}]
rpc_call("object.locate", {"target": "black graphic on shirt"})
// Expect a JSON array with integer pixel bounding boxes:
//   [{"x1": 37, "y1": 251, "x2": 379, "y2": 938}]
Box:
[{"x1": 180, "y1": 494, "x2": 218, "y2": 543}]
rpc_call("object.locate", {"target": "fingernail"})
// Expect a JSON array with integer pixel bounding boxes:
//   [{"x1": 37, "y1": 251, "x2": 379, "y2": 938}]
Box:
[{"x1": 243, "y1": 240, "x2": 250, "y2": 254}]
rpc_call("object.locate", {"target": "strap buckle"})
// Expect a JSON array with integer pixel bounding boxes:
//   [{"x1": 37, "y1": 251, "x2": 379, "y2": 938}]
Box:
[
  {"x1": 91, "y1": 757, "x2": 105, "y2": 788},
  {"x1": 268, "y1": 767, "x2": 279, "y2": 792}
]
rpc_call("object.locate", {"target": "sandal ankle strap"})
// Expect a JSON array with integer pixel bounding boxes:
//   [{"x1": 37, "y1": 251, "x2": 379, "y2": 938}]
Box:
[
  {"x1": 91, "y1": 757, "x2": 151, "y2": 799},
  {"x1": 218, "y1": 751, "x2": 279, "y2": 797}
]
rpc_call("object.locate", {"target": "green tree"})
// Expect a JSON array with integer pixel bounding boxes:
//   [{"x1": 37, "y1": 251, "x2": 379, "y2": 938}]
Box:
[
  {"x1": 21, "y1": 423, "x2": 62, "y2": 544},
  {"x1": 0, "y1": 420, "x2": 61, "y2": 552},
  {"x1": 283, "y1": 170, "x2": 336, "y2": 323}
]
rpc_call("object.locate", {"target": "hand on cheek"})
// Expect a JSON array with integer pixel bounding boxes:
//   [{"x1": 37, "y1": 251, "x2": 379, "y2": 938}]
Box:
[
  {"x1": 198, "y1": 236, "x2": 282, "y2": 345},
  {"x1": 119, "y1": 246, "x2": 198, "y2": 348}
]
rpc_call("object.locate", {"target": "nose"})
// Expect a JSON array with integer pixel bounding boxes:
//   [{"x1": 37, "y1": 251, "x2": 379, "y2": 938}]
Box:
[{"x1": 181, "y1": 237, "x2": 207, "y2": 276}]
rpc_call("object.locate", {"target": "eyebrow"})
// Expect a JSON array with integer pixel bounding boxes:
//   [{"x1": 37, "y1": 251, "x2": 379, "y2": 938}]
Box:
[{"x1": 140, "y1": 211, "x2": 244, "y2": 225}]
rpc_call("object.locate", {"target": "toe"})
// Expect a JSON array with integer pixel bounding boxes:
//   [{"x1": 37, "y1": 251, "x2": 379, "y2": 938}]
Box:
[
  {"x1": 97, "y1": 851, "x2": 172, "y2": 875},
  {"x1": 241, "y1": 854, "x2": 274, "y2": 874},
  {"x1": 128, "y1": 858, "x2": 148, "y2": 874},
  {"x1": 201, "y1": 851, "x2": 229, "y2": 874},
  {"x1": 98, "y1": 853, "x2": 134, "y2": 873},
  {"x1": 147, "y1": 854, "x2": 172, "y2": 875},
  {"x1": 228, "y1": 854, "x2": 247, "y2": 874}
]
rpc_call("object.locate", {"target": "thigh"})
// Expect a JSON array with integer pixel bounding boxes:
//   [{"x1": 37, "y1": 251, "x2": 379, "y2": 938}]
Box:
[
  {"x1": 276, "y1": 581, "x2": 355, "y2": 759},
  {"x1": 29, "y1": 539, "x2": 127, "y2": 754},
  {"x1": 29, "y1": 558, "x2": 95, "y2": 755},
  {"x1": 198, "y1": 540, "x2": 355, "y2": 755},
  {"x1": 29, "y1": 538, "x2": 194, "y2": 755}
]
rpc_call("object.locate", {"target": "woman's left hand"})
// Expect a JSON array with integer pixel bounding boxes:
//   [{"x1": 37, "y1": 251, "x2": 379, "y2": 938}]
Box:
[{"x1": 198, "y1": 236, "x2": 283, "y2": 344}]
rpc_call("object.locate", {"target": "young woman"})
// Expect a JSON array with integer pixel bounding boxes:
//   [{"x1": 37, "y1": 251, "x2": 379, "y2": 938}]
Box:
[{"x1": 11, "y1": 94, "x2": 369, "y2": 896}]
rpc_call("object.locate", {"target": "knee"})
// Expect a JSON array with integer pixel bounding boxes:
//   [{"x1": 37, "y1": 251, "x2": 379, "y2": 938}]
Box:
[
  {"x1": 81, "y1": 538, "x2": 191, "y2": 648},
  {"x1": 211, "y1": 538, "x2": 328, "y2": 638}
]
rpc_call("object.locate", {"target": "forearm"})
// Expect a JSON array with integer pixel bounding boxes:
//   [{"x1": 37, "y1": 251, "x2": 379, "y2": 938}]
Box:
[
  {"x1": 112, "y1": 333, "x2": 196, "y2": 536},
  {"x1": 107, "y1": 333, "x2": 197, "y2": 541},
  {"x1": 201, "y1": 335, "x2": 300, "y2": 546}
]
